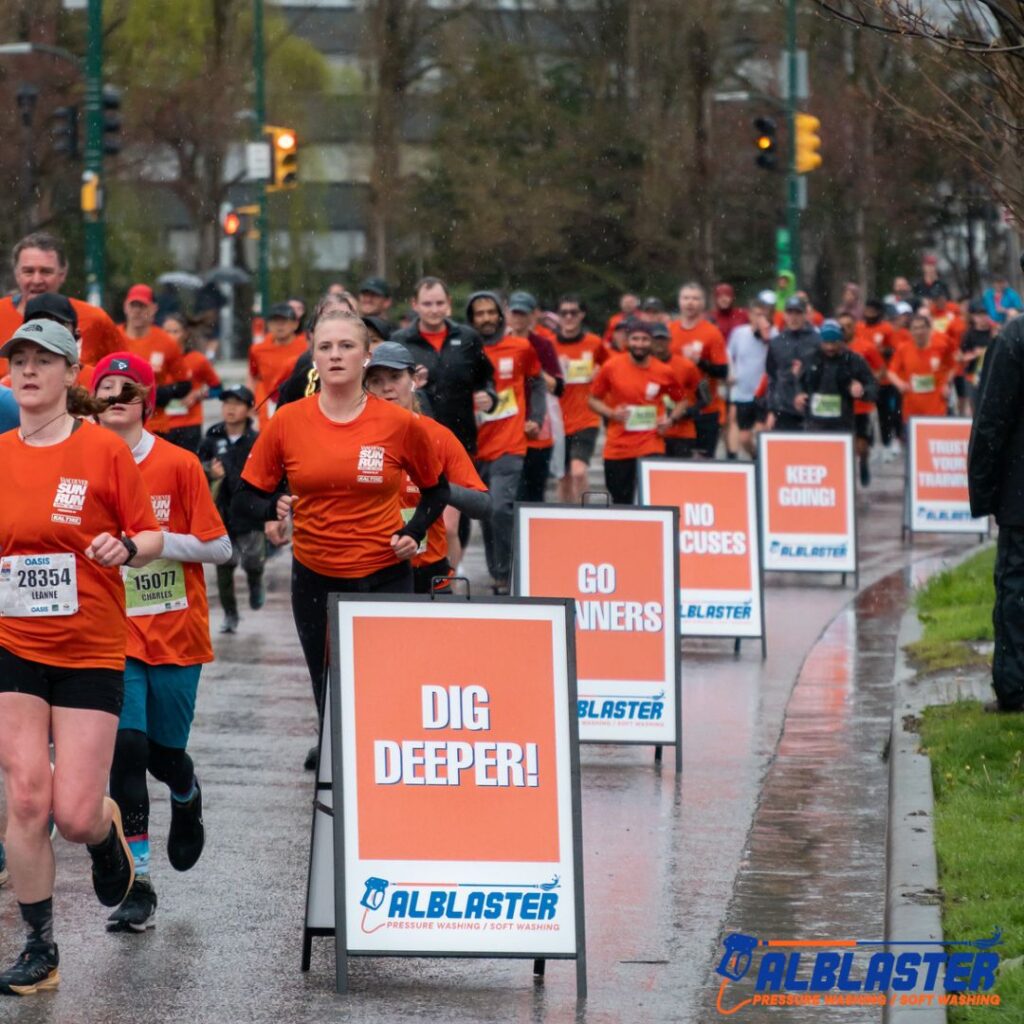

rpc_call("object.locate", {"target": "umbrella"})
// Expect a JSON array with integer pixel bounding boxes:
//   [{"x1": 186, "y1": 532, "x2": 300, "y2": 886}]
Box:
[
  {"x1": 156, "y1": 271, "x2": 203, "y2": 289},
  {"x1": 204, "y1": 267, "x2": 250, "y2": 286}
]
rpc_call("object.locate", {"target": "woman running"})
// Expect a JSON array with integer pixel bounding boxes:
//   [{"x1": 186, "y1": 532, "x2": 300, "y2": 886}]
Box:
[
  {"x1": 158, "y1": 313, "x2": 222, "y2": 454},
  {"x1": 92, "y1": 352, "x2": 231, "y2": 933},
  {"x1": 0, "y1": 322, "x2": 163, "y2": 995},
  {"x1": 235, "y1": 310, "x2": 449, "y2": 731},
  {"x1": 364, "y1": 342, "x2": 491, "y2": 593}
]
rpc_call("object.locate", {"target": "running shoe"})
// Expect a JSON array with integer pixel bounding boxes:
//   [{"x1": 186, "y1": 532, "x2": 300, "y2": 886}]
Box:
[
  {"x1": 0, "y1": 941, "x2": 59, "y2": 996},
  {"x1": 248, "y1": 577, "x2": 266, "y2": 610},
  {"x1": 168, "y1": 781, "x2": 205, "y2": 872},
  {"x1": 220, "y1": 613, "x2": 239, "y2": 634},
  {"x1": 0, "y1": 841, "x2": 7, "y2": 887},
  {"x1": 87, "y1": 797, "x2": 135, "y2": 907},
  {"x1": 106, "y1": 877, "x2": 157, "y2": 933}
]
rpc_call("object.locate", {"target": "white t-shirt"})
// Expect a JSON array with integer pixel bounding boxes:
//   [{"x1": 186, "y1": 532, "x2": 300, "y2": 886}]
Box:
[{"x1": 728, "y1": 325, "x2": 774, "y2": 403}]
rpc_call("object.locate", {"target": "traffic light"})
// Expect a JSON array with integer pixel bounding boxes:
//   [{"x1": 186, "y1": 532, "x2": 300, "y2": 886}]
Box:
[
  {"x1": 795, "y1": 112, "x2": 822, "y2": 174},
  {"x1": 753, "y1": 117, "x2": 777, "y2": 171},
  {"x1": 265, "y1": 125, "x2": 298, "y2": 190},
  {"x1": 103, "y1": 85, "x2": 122, "y2": 156},
  {"x1": 52, "y1": 105, "x2": 79, "y2": 159},
  {"x1": 222, "y1": 209, "x2": 242, "y2": 236}
]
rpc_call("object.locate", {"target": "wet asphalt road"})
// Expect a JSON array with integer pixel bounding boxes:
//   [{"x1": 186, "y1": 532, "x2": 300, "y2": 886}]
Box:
[{"x1": 0, "y1": 451, "x2": 978, "y2": 1023}]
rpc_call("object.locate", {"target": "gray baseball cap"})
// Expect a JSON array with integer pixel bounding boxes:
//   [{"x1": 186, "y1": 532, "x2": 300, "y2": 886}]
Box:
[
  {"x1": 0, "y1": 319, "x2": 79, "y2": 362},
  {"x1": 508, "y1": 291, "x2": 537, "y2": 314},
  {"x1": 366, "y1": 341, "x2": 416, "y2": 371}
]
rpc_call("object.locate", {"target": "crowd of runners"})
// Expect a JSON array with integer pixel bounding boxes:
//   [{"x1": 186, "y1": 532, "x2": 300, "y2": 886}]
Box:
[{"x1": 0, "y1": 228, "x2": 1014, "y2": 994}]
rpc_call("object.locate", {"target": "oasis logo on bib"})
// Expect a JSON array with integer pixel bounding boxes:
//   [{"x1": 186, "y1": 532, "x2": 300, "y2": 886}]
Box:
[
  {"x1": 357, "y1": 445, "x2": 385, "y2": 483},
  {"x1": 51, "y1": 477, "x2": 88, "y2": 525},
  {"x1": 150, "y1": 494, "x2": 171, "y2": 524}
]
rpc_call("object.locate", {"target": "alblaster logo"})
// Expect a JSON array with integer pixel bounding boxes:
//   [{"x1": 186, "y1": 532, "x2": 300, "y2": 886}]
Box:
[
  {"x1": 769, "y1": 540, "x2": 847, "y2": 559},
  {"x1": 356, "y1": 874, "x2": 562, "y2": 935},
  {"x1": 577, "y1": 690, "x2": 664, "y2": 723},
  {"x1": 916, "y1": 507, "x2": 972, "y2": 523},
  {"x1": 714, "y1": 929, "x2": 1003, "y2": 1014},
  {"x1": 684, "y1": 600, "x2": 752, "y2": 621}
]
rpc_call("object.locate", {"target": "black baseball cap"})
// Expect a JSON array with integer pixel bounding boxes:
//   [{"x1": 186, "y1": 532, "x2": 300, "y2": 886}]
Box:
[
  {"x1": 220, "y1": 385, "x2": 255, "y2": 407},
  {"x1": 650, "y1": 322, "x2": 670, "y2": 340},
  {"x1": 784, "y1": 296, "x2": 807, "y2": 313},
  {"x1": 362, "y1": 315, "x2": 392, "y2": 341},
  {"x1": 267, "y1": 302, "x2": 298, "y2": 321},
  {"x1": 624, "y1": 317, "x2": 654, "y2": 337},
  {"x1": 24, "y1": 293, "x2": 78, "y2": 329},
  {"x1": 641, "y1": 296, "x2": 665, "y2": 313},
  {"x1": 359, "y1": 277, "x2": 391, "y2": 298}
]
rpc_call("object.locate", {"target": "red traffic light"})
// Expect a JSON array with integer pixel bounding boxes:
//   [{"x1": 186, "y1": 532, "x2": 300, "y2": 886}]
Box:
[{"x1": 223, "y1": 211, "x2": 241, "y2": 236}]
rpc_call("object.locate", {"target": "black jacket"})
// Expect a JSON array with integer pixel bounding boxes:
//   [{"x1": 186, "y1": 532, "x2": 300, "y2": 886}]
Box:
[
  {"x1": 389, "y1": 318, "x2": 495, "y2": 454},
  {"x1": 799, "y1": 348, "x2": 878, "y2": 432},
  {"x1": 198, "y1": 420, "x2": 263, "y2": 535},
  {"x1": 278, "y1": 351, "x2": 316, "y2": 407},
  {"x1": 968, "y1": 317, "x2": 1024, "y2": 524},
  {"x1": 766, "y1": 326, "x2": 820, "y2": 418}
]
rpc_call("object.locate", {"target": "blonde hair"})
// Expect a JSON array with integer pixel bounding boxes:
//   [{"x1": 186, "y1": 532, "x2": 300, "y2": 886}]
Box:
[{"x1": 312, "y1": 309, "x2": 370, "y2": 349}]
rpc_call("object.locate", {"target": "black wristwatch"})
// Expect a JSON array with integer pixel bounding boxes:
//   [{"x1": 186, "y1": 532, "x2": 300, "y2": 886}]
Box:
[{"x1": 121, "y1": 535, "x2": 139, "y2": 564}]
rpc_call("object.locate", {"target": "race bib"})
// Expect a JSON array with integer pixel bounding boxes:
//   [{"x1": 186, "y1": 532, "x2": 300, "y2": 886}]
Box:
[
  {"x1": 625, "y1": 404, "x2": 658, "y2": 432},
  {"x1": 165, "y1": 400, "x2": 190, "y2": 417},
  {"x1": 911, "y1": 374, "x2": 935, "y2": 394},
  {"x1": 0, "y1": 553, "x2": 78, "y2": 617},
  {"x1": 400, "y1": 508, "x2": 428, "y2": 554},
  {"x1": 810, "y1": 393, "x2": 841, "y2": 418},
  {"x1": 479, "y1": 387, "x2": 519, "y2": 423},
  {"x1": 123, "y1": 557, "x2": 188, "y2": 617},
  {"x1": 565, "y1": 355, "x2": 594, "y2": 384}
]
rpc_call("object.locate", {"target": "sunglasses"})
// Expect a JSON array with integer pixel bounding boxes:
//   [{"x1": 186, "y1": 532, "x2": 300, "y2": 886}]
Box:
[{"x1": 558, "y1": 308, "x2": 582, "y2": 316}]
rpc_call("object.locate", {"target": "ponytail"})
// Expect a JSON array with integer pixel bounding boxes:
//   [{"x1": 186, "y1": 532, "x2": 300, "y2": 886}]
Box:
[{"x1": 68, "y1": 381, "x2": 152, "y2": 418}]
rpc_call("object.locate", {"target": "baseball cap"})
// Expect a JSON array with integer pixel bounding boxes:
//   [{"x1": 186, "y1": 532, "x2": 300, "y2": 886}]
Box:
[
  {"x1": 819, "y1": 319, "x2": 844, "y2": 343},
  {"x1": 125, "y1": 284, "x2": 154, "y2": 305},
  {"x1": 641, "y1": 296, "x2": 665, "y2": 313},
  {"x1": 362, "y1": 315, "x2": 392, "y2": 341},
  {"x1": 922, "y1": 254, "x2": 938, "y2": 266},
  {"x1": 784, "y1": 295, "x2": 807, "y2": 313},
  {"x1": 894, "y1": 301, "x2": 913, "y2": 316},
  {"x1": 624, "y1": 317, "x2": 654, "y2": 336},
  {"x1": 267, "y1": 301, "x2": 298, "y2": 321},
  {"x1": 969, "y1": 299, "x2": 988, "y2": 315},
  {"x1": 359, "y1": 277, "x2": 391, "y2": 298},
  {"x1": 650, "y1": 322, "x2": 670, "y2": 340},
  {"x1": 366, "y1": 341, "x2": 416, "y2": 371},
  {"x1": 714, "y1": 283, "x2": 735, "y2": 299},
  {"x1": 757, "y1": 289, "x2": 777, "y2": 307},
  {"x1": 24, "y1": 293, "x2": 78, "y2": 329},
  {"x1": 0, "y1": 319, "x2": 79, "y2": 362},
  {"x1": 91, "y1": 352, "x2": 157, "y2": 417},
  {"x1": 220, "y1": 385, "x2": 255, "y2": 407},
  {"x1": 508, "y1": 291, "x2": 538, "y2": 314}
]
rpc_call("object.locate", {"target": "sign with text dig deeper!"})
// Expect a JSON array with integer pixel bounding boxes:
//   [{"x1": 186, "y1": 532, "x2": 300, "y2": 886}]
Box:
[
  {"x1": 638, "y1": 459, "x2": 764, "y2": 642},
  {"x1": 758, "y1": 433, "x2": 857, "y2": 574},
  {"x1": 513, "y1": 504, "x2": 681, "y2": 768},
  {"x1": 906, "y1": 417, "x2": 987, "y2": 535},
  {"x1": 303, "y1": 596, "x2": 586, "y2": 997}
]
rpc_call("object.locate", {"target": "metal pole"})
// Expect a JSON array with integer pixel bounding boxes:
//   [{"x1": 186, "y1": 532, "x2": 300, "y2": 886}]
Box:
[
  {"x1": 253, "y1": 0, "x2": 269, "y2": 319},
  {"x1": 786, "y1": 0, "x2": 801, "y2": 285},
  {"x1": 84, "y1": 0, "x2": 105, "y2": 307}
]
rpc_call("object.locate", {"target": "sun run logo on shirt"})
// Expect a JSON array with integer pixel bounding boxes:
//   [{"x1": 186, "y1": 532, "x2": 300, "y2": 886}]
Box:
[
  {"x1": 498, "y1": 356, "x2": 515, "y2": 379},
  {"x1": 357, "y1": 445, "x2": 386, "y2": 484},
  {"x1": 51, "y1": 477, "x2": 88, "y2": 525},
  {"x1": 150, "y1": 494, "x2": 172, "y2": 524}
]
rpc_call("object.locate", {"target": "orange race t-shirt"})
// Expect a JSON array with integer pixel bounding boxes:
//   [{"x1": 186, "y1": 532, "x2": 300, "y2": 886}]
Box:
[
  {"x1": 890, "y1": 340, "x2": 949, "y2": 420},
  {"x1": 402, "y1": 415, "x2": 486, "y2": 570},
  {"x1": 849, "y1": 336, "x2": 886, "y2": 414},
  {"x1": 591, "y1": 353, "x2": 681, "y2": 460},
  {"x1": 160, "y1": 350, "x2": 221, "y2": 432},
  {"x1": 242, "y1": 394, "x2": 442, "y2": 578},
  {"x1": 0, "y1": 295, "x2": 122, "y2": 376},
  {"x1": 126, "y1": 436, "x2": 226, "y2": 667},
  {"x1": 248, "y1": 335, "x2": 308, "y2": 426},
  {"x1": 669, "y1": 319, "x2": 728, "y2": 423},
  {"x1": 526, "y1": 324, "x2": 559, "y2": 452},
  {"x1": 555, "y1": 332, "x2": 608, "y2": 436},
  {"x1": 121, "y1": 325, "x2": 191, "y2": 435},
  {"x1": 0, "y1": 421, "x2": 159, "y2": 671},
  {"x1": 659, "y1": 353, "x2": 703, "y2": 440},
  {"x1": 476, "y1": 335, "x2": 541, "y2": 462}
]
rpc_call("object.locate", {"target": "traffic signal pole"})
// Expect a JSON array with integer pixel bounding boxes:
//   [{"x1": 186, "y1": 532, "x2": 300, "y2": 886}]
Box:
[
  {"x1": 785, "y1": 0, "x2": 801, "y2": 284},
  {"x1": 253, "y1": 0, "x2": 269, "y2": 319},
  {"x1": 84, "y1": 0, "x2": 105, "y2": 307}
]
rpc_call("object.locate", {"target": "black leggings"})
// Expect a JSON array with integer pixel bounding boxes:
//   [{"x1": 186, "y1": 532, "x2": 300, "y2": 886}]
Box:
[
  {"x1": 110, "y1": 730, "x2": 195, "y2": 842},
  {"x1": 604, "y1": 457, "x2": 640, "y2": 505},
  {"x1": 291, "y1": 557, "x2": 413, "y2": 711}
]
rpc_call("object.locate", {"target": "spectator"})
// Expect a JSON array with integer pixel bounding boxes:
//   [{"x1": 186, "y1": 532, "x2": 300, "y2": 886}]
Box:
[
  {"x1": 711, "y1": 283, "x2": 749, "y2": 340},
  {"x1": 912, "y1": 254, "x2": 951, "y2": 302},
  {"x1": 982, "y1": 274, "x2": 1023, "y2": 325}
]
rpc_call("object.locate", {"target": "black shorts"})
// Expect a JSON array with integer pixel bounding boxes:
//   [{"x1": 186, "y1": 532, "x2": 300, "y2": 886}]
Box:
[
  {"x1": 664, "y1": 437, "x2": 695, "y2": 459},
  {"x1": 953, "y1": 376, "x2": 967, "y2": 399},
  {"x1": 413, "y1": 558, "x2": 453, "y2": 595},
  {"x1": 695, "y1": 412, "x2": 720, "y2": 459},
  {"x1": 854, "y1": 413, "x2": 874, "y2": 444},
  {"x1": 564, "y1": 427, "x2": 599, "y2": 473},
  {"x1": 0, "y1": 645, "x2": 123, "y2": 716},
  {"x1": 733, "y1": 401, "x2": 761, "y2": 432}
]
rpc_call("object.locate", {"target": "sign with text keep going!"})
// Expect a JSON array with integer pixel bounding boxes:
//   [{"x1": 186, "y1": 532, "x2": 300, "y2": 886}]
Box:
[
  {"x1": 306, "y1": 597, "x2": 584, "y2": 972},
  {"x1": 758, "y1": 433, "x2": 857, "y2": 574},
  {"x1": 907, "y1": 417, "x2": 987, "y2": 534},
  {"x1": 638, "y1": 460, "x2": 764, "y2": 640},
  {"x1": 513, "y1": 504, "x2": 681, "y2": 751}
]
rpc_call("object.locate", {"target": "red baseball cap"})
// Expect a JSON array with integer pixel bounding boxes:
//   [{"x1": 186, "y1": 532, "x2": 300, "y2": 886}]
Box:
[
  {"x1": 125, "y1": 283, "x2": 154, "y2": 305},
  {"x1": 91, "y1": 351, "x2": 157, "y2": 417},
  {"x1": 714, "y1": 283, "x2": 735, "y2": 299}
]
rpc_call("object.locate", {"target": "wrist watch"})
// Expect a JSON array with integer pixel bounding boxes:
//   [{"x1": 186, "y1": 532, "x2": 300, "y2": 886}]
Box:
[{"x1": 121, "y1": 535, "x2": 139, "y2": 563}]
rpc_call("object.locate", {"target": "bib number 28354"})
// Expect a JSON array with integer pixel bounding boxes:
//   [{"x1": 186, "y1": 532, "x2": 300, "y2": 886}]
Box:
[{"x1": 0, "y1": 553, "x2": 78, "y2": 617}]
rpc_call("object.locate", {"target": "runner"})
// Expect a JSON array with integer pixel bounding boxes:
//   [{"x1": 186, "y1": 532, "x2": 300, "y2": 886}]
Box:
[
  {"x1": 726, "y1": 296, "x2": 774, "y2": 458},
  {"x1": 711, "y1": 282, "x2": 749, "y2": 340},
  {"x1": 650, "y1": 322, "x2": 701, "y2": 458},
  {"x1": 0, "y1": 232, "x2": 121, "y2": 378},
  {"x1": 92, "y1": 352, "x2": 231, "y2": 933},
  {"x1": 553, "y1": 294, "x2": 608, "y2": 502},
  {"x1": 0, "y1": 320, "x2": 163, "y2": 995},
  {"x1": 878, "y1": 301, "x2": 912, "y2": 459},
  {"x1": 357, "y1": 277, "x2": 393, "y2": 322},
  {"x1": 247, "y1": 302, "x2": 308, "y2": 427},
  {"x1": 669, "y1": 283, "x2": 728, "y2": 458},
  {"x1": 589, "y1": 319, "x2": 684, "y2": 504},
  {"x1": 765, "y1": 295, "x2": 820, "y2": 432},
  {"x1": 198, "y1": 387, "x2": 265, "y2": 633},
  {"x1": 119, "y1": 285, "x2": 193, "y2": 442},
  {"x1": 277, "y1": 291, "x2": 359, "y2": 408},
  {"x1": 602, "y1": 292, "x2": 639, "y2": 345},
  {"x1": 363, "y1": 342, "x2": 492, "y2": 593},
  {"x1": 158, "y1": 313, "x2": 222, "y2": 453},
  {"x1": 842, "y1": 310, "x2": 886, "y2": 485},
  {"x1": 958, "y1": 301, "x2": 998, "y2": 416},
  {"x1": 886, "y1": 313, "x2": 951, "y2": 428},
  {"x1": 234, "y1": 310, "x2": 449, "y2": 731}
]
